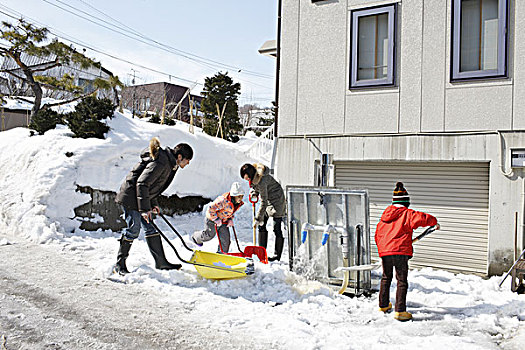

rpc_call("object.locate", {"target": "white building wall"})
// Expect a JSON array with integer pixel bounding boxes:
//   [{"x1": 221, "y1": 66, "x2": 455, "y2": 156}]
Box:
[
  {"x1": 296, "y1": 1, "x2": 347, "y2": 135},
  {"x1": 276, "y1": 0, "x2": 525, "y2": 275},
  {"x1": 276, "y1": 133, "x2": 525, "y2": 274}
]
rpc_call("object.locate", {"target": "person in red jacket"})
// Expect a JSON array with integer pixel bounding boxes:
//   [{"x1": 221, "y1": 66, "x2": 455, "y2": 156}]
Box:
[{"x1": 375, "y1": 182, "x2": 440, "y2": 321}]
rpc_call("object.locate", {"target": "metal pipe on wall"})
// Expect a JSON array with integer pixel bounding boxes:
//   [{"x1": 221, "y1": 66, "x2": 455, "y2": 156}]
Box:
[
  {"x1": 274, "y1": 0, "x2": 282, "y2": 137},
  {"x1": 522, "y1": 178, "x2": 525, "y2": 252}
]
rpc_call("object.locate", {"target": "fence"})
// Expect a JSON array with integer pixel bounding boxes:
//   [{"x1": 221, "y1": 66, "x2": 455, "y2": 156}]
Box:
[{"x1": 244, "y1": 124, "x2": 275, "y2": 164}]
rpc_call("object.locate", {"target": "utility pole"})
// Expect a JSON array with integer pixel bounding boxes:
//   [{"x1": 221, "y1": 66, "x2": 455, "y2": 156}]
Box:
[
  {"x1": 130, "y1": 69, "x2": 137, "y2": 118},
  {"x1": 161, "y1": 86, "x2": 166, "y2": 125},
  {"x1": 189, "y1": 97, "x2": 194, "y2": 134}
]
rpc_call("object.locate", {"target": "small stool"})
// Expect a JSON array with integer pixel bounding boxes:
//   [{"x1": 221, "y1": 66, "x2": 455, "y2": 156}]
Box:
[{"x1": 510, "y1": 259, "x2": 525, "y2": 293}]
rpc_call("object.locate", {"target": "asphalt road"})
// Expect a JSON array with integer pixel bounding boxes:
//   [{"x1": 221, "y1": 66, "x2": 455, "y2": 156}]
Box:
[{"x1": 0, "y1": 236, "x2": 269, "y2": 350}]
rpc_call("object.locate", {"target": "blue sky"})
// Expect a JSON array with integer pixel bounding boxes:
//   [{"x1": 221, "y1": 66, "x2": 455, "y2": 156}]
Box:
[{"x1": 0, "y1": 0, "x2": 277, "y2": 107}]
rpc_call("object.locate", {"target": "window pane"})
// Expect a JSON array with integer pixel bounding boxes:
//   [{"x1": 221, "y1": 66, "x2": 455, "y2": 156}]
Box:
[
  {"x1": 460, "y1": 0, "x2": 499, "y2": 72},
  {"x1": 357, "y1": 13, "x2": 389, "y2": 80}
]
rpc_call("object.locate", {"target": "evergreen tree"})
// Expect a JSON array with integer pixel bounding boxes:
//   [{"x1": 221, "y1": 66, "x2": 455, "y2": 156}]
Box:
[
  {"x1": 201, "y1": 72, "x2": 242, "y2": 142},
  {"x1": 29, "y1": 108, "x2": 63, "y2": 135},
  {"x1": 0, "y1": 19, "x2": 122, "y2": 120},
  {"x1": 65, "y1": 96, "x2": 114, "y2": 139}
]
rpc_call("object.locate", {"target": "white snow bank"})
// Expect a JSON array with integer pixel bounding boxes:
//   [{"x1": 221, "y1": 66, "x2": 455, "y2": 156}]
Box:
[
  {"x1": 1, "y1": 104, "x2": 525, "y2": 349},
  {"x1": 0, "y1": 111, "x2": 255, "y2": 243}
]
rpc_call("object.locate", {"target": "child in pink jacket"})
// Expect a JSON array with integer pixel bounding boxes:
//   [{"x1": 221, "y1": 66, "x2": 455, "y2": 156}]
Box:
[{"x1": 191, "y1": 182, "x2": 244, "y2": 252}]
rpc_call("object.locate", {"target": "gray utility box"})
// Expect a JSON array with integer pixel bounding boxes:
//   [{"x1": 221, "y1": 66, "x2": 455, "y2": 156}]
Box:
[{"x1": 287, "y1": 186, "x2": 372, "y2": 294}]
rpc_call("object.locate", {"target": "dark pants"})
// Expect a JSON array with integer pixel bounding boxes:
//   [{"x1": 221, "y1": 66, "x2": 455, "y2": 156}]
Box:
[
  {"x1": 379, "y1": 255, "x2": 410, "y2": 312},
  {"x1": 258, "y1": 214, "x2": 283, "y2": 249},
  {"x1": 192, "y1": 219, "x2": 231, "y2": 253},
  {"x1": 122, "y1": 206, "x2": 156, "y2": 240}
]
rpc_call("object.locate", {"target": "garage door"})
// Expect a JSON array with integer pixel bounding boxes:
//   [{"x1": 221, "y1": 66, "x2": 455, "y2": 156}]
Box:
[{"x1": 335, "y1": 162, "x2": 489, "y2": 274}]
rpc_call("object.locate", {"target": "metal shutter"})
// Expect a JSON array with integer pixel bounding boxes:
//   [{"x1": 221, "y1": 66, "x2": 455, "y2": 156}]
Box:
[{"x1": 334, "y1": 162, "x2": 489, "y2": 274}]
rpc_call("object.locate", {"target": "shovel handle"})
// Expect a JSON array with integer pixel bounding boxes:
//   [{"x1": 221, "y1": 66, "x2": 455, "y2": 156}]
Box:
[
  {"x1": 412, "y1": 225, "x2": 436, "y2": 243},
  {"x1": 158, "y1": 212, "x2": 193, "y2": 252},
  {"x1": 252, "y1": 202, "x2": 257, "y2": 246}
]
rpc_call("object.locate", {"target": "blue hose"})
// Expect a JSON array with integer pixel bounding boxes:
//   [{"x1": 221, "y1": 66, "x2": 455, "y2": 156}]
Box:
[
  {"x1": 301, "y1": 230, "x2": 308, "y2": 243},
  {"x1": 321, "y1": 232, "x2": 329, "y2": 246}
]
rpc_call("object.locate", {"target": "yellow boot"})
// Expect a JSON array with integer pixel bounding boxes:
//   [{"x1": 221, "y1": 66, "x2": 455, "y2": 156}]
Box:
[
  {"x1": 394, "y1": 311, "x2": 412, "y2": 321},
  {"x1": 378, "y1": 302, "x2": 392, "y2": 313}
]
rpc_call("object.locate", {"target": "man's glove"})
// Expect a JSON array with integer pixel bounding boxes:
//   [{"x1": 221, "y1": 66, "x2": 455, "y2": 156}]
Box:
[
  {"x1": 226, "y1": 219, "x2": 234, "y2": 227},
  {"x1": 214, "y1": 219, "x2": 222, "y2": 226},
  {"x1": 254, "y1": 218, "x2": 265, "y2": 227},
  {"x1": 249, "y1": 188, "x2": 258, "y2": 202}
]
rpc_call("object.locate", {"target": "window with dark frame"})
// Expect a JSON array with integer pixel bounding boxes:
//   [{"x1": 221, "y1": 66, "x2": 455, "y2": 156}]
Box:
[
  {"x1": 350, "y1": 4, "x2": 396, "y2": 88},
  {"x1": 451, "y1": 0, "x2": 508, "y2": 81}
]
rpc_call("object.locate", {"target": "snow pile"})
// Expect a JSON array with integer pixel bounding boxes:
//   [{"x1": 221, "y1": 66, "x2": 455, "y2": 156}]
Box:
[
  {"x1": 1, "y1": 107, "x2": 524, "y2": 349},
  {"x1": 57, "y1": 218, "x2": 525, "y2": 349},
  {"x1": 0, "y1": 110, "x2": 255, "y2": 242}
]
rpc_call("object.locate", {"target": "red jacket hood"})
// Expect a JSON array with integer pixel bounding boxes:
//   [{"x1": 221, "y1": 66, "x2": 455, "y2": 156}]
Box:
[{"x1": 380, "y1": 205, "x2": 407, "y2": 223}]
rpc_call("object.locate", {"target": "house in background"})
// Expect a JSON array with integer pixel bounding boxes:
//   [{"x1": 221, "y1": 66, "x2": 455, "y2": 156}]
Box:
[
  {"x1": 121, "y1": 82, "x2": 202, "y2": 123},
  {"x1": 0, "y1": 104, "x2": 30, "y2": 131},
  {"x1": 274, "y1": 0, "x2": 524, "y2": 276},
  {"x1": 0, "y1": 52, "x2": 116, "y2": 100},
  {"x1": 0, "y1": 52, "x2": 117, "y2": 131}
]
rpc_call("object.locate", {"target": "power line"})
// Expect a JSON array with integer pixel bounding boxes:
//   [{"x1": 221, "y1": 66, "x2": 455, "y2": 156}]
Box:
[
  {"x1": 75, "y1": 0, "x2": 144, "y2": 38},
  {"x1": 0, "y1": 5, "x2": 274, "y2": 101},
  {"x1": 42, "y1": 0, "x2": 273, "y2": 79},
  {"x1": 0, "y1": 6, "x2": 201, "y2": 86}
]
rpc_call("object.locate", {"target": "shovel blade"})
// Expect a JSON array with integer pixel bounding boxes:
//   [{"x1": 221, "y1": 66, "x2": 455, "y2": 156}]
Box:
[{"x1": 244, "y1": 246, "x2": 268, "y2": 264}]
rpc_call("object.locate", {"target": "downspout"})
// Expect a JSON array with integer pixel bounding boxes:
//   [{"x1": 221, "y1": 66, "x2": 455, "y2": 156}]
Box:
[
  {"x1": 498, "y1": 131, "x2": 523, "y2": 257},
  {"x1": 271, "y1": 0, "x2": 282, "y2": 172},
  {"x1": 522, "y1": 178, "x2": 525, "y2": 252},
  {"x1": 498, "y1": 131, "x2": 513, "y2": 176},
  {"x1": 274, "y1": 0, "x2": 282, "y2": 138}
]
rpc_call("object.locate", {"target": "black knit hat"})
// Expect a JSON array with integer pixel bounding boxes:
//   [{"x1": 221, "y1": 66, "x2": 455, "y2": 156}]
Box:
[{"x1": 392, "y1": 182, "x2": 410, "y2": 206}]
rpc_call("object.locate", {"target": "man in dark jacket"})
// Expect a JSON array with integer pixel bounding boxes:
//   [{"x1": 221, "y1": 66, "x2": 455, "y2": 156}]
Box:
[
  {"x1": 240, "y1": 163, "x2": 286, "y2": 262},
  {"x1": 375, "y1": 182, "x2": 440, "y2": 321},
  {"x1": 113, "y1": 137, "x2": 193, "y2": 275}
]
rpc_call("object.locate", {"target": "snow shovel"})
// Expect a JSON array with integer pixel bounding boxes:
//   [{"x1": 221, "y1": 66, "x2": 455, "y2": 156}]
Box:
[
  {"x1": 247, "y1": 192, "x2": 269, "y2": 263},
  {"x1": 336, "y1": 225, "x2": 437, "y2": 272},
  {"x1": 215, "y1": 224, "x2": 268, "y2": 263},
  {"x1": 153, "y1": 214, "x2": 254, "y2": 279},
  {"x1": 499, "y1": 248, "x2": 525, "y2": 288}
]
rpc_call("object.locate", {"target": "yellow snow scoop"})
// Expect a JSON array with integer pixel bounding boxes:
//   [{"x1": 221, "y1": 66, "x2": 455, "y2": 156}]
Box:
[
  {"x1": 151, "y1": 215, "x2": 254, "y2": 280},
  {"x1": 189, "y1": 250, "x2": 254, "y2": 280}
]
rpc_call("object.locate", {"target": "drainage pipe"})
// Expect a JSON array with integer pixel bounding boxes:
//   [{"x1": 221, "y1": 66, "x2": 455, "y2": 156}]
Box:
[
  {"x1": 338, "y1": 227, "x2": 351, "y2": 294},
  {"x1": 522, "y1": 178, "x2": 525, "y2": 252},
  {"x1": 498, "y1": 131, "x2": 513, "y2": 176},
  {"x1": 338, "y1": 258, "x2": 350, "y2": 295}
]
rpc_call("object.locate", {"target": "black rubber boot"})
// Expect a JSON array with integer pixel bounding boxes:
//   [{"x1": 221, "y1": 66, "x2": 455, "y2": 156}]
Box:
[
  {"x1": 113, "y1": 236, "x2": 133, "y2": 275},
  {"x1": 145, "y1": 234, "x2": 182, "y2": 270},
  {"x1": 268, "y1": 218, "x2": 284, "y2": 262},
  {"x1": 258, "y1": 225, "x2": 268, "y2": 249},
  {"x1": 268, "y1": 235, "x2": 284, "y2": 262}
]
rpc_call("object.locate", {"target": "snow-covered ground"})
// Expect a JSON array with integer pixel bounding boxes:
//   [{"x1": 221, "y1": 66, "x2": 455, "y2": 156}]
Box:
[{"x1": 1, "y1": 112, "x2": 525, "y2": 349}]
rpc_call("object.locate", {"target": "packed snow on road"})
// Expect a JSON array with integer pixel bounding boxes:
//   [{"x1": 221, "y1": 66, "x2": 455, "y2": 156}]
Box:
[{"x1": 1, "y1": 111, "x2": 524, "y2": 349}]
